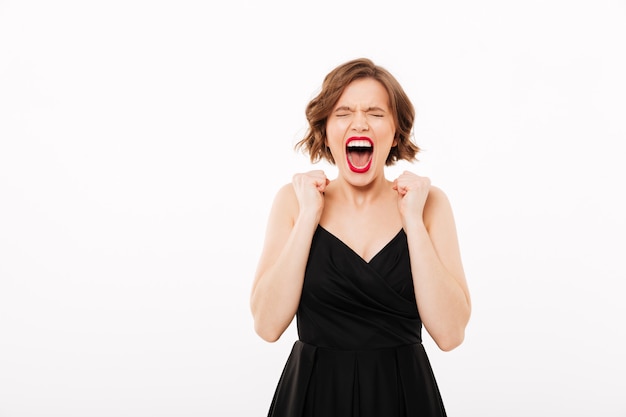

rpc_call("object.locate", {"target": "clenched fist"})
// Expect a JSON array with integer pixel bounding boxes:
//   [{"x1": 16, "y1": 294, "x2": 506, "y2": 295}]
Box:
[
  {"x1": 392, "y1": 171, "x2": 431, "y2": 227},
  {"x1": 292, "y1": 170, "x2": 329, "y2": 222}
]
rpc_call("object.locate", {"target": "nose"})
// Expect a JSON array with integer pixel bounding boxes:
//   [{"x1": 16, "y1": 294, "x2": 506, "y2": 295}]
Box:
[{"x1": 352, "y1": 112, "x2": 369, "y2": 132}]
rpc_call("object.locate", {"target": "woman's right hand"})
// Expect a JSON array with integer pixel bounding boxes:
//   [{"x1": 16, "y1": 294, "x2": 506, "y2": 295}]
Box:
[{"x1": 292, "y1": 170, "x2": 329, "y2": 223}]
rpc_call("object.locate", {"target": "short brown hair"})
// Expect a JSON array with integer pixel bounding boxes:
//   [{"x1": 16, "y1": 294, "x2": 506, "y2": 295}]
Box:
[{"x1": 295, "y1": 58, "x2": 419, "y2": 165}]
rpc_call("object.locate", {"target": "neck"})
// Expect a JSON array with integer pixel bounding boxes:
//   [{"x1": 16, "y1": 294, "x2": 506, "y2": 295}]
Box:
[{"x1": 330, "y1": 175, "x2": 392, "y2": 207}]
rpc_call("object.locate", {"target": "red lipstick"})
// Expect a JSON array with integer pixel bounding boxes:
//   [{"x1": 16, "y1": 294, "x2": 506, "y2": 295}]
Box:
[{"x1": 346, "y1": 137, "x2": 373, "y2": 173}]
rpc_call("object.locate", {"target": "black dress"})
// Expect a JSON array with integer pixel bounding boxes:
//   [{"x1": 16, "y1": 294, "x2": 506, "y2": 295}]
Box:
[{"x1": 267, "y1": 226, "x2": 447, "y2": 417}]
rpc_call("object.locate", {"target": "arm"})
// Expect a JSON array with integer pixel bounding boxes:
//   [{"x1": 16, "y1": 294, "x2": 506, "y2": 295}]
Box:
[
  {"x1": 394, "y1": 173, "x2": 471, "y2": 351},
  {"x1": 250, "y1": 171, "x2": 328, "y2": 342}
]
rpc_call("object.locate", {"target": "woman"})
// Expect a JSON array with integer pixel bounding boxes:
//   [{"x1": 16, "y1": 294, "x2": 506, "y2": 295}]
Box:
[{"x1": 250, "y1": 58, "x2": 471, "y2": 416}]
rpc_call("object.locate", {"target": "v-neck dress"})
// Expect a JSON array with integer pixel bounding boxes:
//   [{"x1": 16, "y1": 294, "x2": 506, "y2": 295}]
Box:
[{"x1": 266, "y1": 225, "x2": 447, "y2": 417}]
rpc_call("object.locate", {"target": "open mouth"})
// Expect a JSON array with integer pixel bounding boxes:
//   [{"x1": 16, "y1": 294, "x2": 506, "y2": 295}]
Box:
[{"x1": 346, "y1": 137, "x2": 373, "y2": 173}]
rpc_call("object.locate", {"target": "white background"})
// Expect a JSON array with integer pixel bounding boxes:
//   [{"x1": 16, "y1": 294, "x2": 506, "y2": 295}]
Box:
[{"x1": 1, "y1": 1, "x2": 625, "y2": 416}]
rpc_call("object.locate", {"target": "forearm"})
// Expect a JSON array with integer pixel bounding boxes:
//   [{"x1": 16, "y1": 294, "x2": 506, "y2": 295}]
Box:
[
  {"x1": 251, "y1": 214, "x2": 318, "y2": 342},
  {"x1": 405, "y1": 222, "x2": 471, "y2": 351}
]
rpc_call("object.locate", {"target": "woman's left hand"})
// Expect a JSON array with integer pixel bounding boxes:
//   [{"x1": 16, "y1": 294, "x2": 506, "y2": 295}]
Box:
[{"x1": 392, "y1": 171, "x2": 431, "y2": 227}]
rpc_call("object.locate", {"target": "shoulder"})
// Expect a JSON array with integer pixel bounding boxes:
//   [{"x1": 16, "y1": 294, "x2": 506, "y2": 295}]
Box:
[
  {"x1": 423, "y1": 185, "x2": 455, "y2": 229},
  {"x1": 273, "y1": 182, "x2": 297, "y2": 205},
  {"x1": 268, "y1": 182, "x2": 299, "y2": 223},
  {"x1": 426, "y1": 185, "x2": 450, "y2": 206}
]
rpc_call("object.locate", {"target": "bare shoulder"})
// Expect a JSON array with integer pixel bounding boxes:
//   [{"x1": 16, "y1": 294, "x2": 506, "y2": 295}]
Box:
[
  {"x1": 273, "y1": 182, "x2": 298, "y2": 207},
  {"x1": 426, "y1": 185, "x2": 452, "y2": 208},
  {"x1": 423, "y1": 185, "x2": 455, "y2": 229},
  {"x1": 268, "y1": 182, "x2": 299, "y2": 225},
  {"x1": 274, "y1": 182, "x2": 297, "y2": 202}
]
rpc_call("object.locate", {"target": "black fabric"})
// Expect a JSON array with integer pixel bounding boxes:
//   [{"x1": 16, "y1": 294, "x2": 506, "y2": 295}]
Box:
[{"x1": 267, "y1": 226, "x2": 446, "y2": 417}]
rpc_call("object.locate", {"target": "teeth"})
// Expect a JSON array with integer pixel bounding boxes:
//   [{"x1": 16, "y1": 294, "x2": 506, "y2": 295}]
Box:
[{"x1": 347, "y1": 140, "x2": 372, "y2": 148}]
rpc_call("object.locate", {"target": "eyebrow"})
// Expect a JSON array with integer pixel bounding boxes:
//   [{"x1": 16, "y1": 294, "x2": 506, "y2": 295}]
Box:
[{"x1": 334, "y1": 106, "x2": 387, "y2": 112}]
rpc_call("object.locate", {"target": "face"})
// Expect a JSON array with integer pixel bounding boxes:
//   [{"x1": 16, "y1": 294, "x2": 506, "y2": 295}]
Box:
[{"x1": 326, "y1": 77, "x2": 396, "y2": 185}]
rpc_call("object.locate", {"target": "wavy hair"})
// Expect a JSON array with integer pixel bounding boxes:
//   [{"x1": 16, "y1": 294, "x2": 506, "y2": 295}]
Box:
[{"x1": 295, "y1": 58, "x2": 419, "y2": 165}]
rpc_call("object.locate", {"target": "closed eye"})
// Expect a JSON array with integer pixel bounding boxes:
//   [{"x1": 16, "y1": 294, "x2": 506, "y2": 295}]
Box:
[{"x1": 365, "y1": 107, "x2": 386, "y2": 118}]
